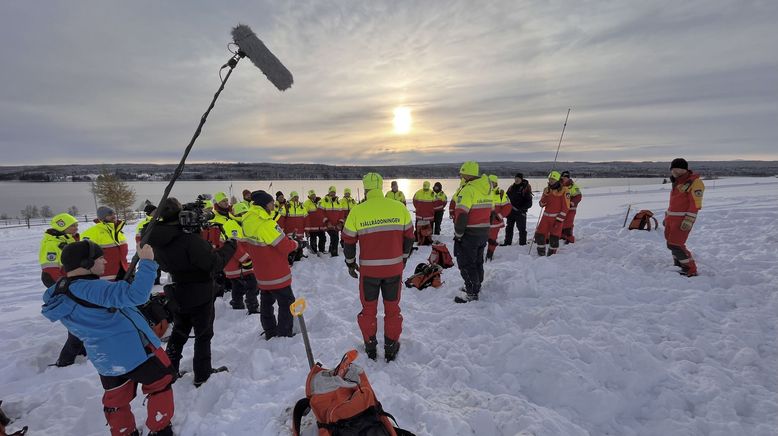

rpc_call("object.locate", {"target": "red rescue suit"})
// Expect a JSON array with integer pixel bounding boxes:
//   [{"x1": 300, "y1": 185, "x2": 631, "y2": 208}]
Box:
[
  {"x1": 487, "y1": 191, "x2": 511, "y2": 258},
  {"x1": 534, "y1": 184, "x2": 570, "y2": 256},
  {"x1": 665, "y1": 171, "x2": 704, "y2": 275},
  {"x1": 561, "y1": 180, "x2": 582, "y2": 243}
]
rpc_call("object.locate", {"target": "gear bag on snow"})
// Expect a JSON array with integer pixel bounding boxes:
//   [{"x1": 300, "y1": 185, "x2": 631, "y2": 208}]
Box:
[
  {"x1": 292, "y1": 351, "x2": 415, "y2": 436},
  {"x1": 628, "y1": 210, "x2": 659, "y2": 231},
  {"x1": 428, "y1": 242, "x2": 454, "y2": 269},
  {"x1": 404, "y1": 262, "x2": 443, "y2": 290}
]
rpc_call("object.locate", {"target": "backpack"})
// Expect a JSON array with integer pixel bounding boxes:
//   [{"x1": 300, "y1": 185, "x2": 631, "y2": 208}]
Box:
[
  {"x1": 292, "y1": 351, "x2": 415, "y2": 436},
  {"x1": 404, "y1": 262, "x2": 443, "y2": 290},
  {"x1": 138, "y1": 291, "x2": 177, "y2": 339},
  {"x1": 628, "y1": 210, "x2": 659, "y2": 231},
  {"x1": 428, "y1": 242, "x2": 454, "y2": 269}
]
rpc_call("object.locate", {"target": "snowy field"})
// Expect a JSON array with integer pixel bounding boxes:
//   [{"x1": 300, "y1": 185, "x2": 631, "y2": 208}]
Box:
[{"x1": 1, "y1": 177, "x2": 776, "y2": 435}]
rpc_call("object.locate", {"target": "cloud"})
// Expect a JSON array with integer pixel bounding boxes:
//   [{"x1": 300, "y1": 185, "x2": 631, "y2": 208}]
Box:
[{"x1": 0, "y1": 0, "x2": 776, "y2": 165}]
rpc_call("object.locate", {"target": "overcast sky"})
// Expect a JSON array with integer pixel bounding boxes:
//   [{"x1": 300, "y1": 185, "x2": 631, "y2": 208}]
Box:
[{"x1": 1, "y1": 0, "x2": 776, "y2": 165}]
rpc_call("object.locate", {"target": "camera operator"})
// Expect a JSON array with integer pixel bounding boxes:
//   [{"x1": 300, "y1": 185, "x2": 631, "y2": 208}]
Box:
[{"x1": 145, "y1": 197, "x2": 237, "y2": 387}]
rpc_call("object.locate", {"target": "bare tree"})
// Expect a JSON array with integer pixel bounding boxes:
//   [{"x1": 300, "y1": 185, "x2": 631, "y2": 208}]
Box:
[
  {"x1": 91, "y1": 171, "x2": 137, "y2": 220},
  {"x1": 20, "y1": 205, "x2": 39, "y2": 219},
  {"x1": 67, "y1": 205, "x2": 80, "y2": 216},
  {"x1": 40, "y1": 205, "x2": 53, "y2": 218}
]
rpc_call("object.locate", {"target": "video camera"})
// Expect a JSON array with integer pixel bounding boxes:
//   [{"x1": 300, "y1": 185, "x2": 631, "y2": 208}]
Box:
[{"x1": 179, "y1": 194, "x2": 216, "y2": 233}]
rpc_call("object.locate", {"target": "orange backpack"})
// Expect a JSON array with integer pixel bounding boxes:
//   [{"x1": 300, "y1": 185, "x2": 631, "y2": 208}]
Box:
[
  {"x1": 628, "y1": 210, "x2": 659, "y2": 231},
  {"x1": 428, "y1": 242, "x2": 454, "y2": 269},
  {"x1": 292, "y1": 351, "x2": 415, "y2": 436}
]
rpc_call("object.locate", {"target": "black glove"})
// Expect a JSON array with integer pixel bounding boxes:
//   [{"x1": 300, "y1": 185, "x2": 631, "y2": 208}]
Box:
[
  {"x1": 297, "y1": 239, "x2": 309, "y2": 250},
  {"x1": 222, "y1": 238, "x2": 237, "y2": 250},
  {"x1": 346, "y1": 261, "x2": 359, "y2": 279}
]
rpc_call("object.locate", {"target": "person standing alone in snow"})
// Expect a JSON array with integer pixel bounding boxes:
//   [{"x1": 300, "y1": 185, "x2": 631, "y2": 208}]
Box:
[{"x1": 664, "y1": 158, "x2": 704, "y2": 276}]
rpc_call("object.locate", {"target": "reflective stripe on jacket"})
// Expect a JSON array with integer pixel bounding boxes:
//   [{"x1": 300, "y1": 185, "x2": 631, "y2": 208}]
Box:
[
  {"x1": 81, "y1": 220, "x2": 129, "y2": 280},
  {"x1": 241, "y1": 207, "x2": 298, "y2": 290}
]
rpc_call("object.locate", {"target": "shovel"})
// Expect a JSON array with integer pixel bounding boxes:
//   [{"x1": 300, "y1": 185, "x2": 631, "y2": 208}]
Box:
[{"x1": 290, "y1": 298, "x2": 315, "y2": 369}]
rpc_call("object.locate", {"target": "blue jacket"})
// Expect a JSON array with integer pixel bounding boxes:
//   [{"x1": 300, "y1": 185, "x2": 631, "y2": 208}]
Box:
[{"x1": 41, "y1": 259, "x2": 161, "y2": 376}]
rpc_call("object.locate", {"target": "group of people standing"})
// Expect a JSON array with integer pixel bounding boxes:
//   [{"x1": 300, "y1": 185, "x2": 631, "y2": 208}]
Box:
[{"x1": 35, "y1": 157, "x2": 705, "y2": 436}]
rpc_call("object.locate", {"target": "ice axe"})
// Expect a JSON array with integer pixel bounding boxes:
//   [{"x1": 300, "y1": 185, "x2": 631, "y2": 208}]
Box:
[
  {"x1": 290, "y1": 298, "x2": 315, "y2": 369},
  {"x1": 125, "y1": 24, "x2": 293, "y2": 282}
]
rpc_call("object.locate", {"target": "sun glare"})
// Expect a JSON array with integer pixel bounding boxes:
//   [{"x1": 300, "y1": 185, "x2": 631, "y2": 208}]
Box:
[{"x1": 393, "y1": 106, "x2": 412, "y2": 134}]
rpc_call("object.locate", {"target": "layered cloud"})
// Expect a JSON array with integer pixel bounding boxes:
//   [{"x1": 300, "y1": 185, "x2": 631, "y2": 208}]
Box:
[{"x1": 1, "y1": 0, "x2": 776, "y2": 165}]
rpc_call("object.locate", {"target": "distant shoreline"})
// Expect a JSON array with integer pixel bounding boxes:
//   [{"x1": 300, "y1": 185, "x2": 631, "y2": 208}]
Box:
[{"x1": 2, "y1": 160, "x2": 777, "y2": 182}]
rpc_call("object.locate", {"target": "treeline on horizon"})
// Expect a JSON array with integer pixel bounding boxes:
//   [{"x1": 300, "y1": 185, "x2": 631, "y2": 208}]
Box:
[{"x1": 1, "y1": 160, "x2": 777, "y2": 182}]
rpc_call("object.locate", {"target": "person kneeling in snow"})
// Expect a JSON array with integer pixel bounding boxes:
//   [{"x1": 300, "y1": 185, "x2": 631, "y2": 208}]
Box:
[{"x1": 41, "y1": 241, "x2": 175, "y2": 436}]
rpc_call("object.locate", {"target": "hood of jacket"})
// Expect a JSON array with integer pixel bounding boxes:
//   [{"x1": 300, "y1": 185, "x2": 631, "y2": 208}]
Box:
[{"x1": 469, "y1": 174, "x2": 492, "y2": 196}]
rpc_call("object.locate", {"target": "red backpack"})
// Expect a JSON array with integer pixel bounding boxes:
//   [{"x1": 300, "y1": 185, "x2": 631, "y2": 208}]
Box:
[
  {"x1": 428, "y1": 242, "x2": 454, "y2": 269},
  {"x1": 292, "y1": 351, "x2": 415, "y2": 436},
  {"x1": 628, "y1": 210, "x2": 659, "y2": 231}
]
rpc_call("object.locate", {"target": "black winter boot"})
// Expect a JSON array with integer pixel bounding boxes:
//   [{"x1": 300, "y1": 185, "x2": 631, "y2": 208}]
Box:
[
  {"x1": 384, "y1": 337, "x2": 400, "y2": 362},
  {"x1": 365, "y1": 336, "x2": 378, "y2": 361},
  {"x1": 149, "y1": 424, "x2": 174, "y2": 436}
]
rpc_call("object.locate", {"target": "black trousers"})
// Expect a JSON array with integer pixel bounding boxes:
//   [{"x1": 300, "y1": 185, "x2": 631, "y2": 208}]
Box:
[
  {"x1": 259, "y1": 286, "x2": 296, "y2": 338},
  {"x1": 308, "y1": 231, "x2": 326, "y2": 253},
  {"x1": 505, "y1": 209, "x2": 528, "y2": 245},
  {"x1": 57, "y1": 331, "x2": 86, "y2": 365},
  {"x1": 229, "y1": 274, "x2": 258, "y2": 310},
  {"x1": 327, "y1": 229, "x2": 339, "y2": 255},
  {"x1": 454, "y1": 233, "x2": 488, "y2": 295},
  {"x1": 166, "y1": 300, "x2": 215, "y2": 383},
  {"x1": 433, "y1": 210, "x2": 444, "y2": 235}
]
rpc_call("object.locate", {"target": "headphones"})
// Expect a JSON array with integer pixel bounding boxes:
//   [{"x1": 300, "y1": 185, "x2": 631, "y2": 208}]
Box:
[{"x1": 80, "y1": 241, "x2": 101, "y2": 270}]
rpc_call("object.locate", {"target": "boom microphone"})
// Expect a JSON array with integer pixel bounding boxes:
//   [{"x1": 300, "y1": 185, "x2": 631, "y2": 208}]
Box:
[
  {"x1": 125, "y1": 24, "x2": 293, "y2": 282},
  {"x1": 232, "y1": 24, "x2": 293, "y2": 91}
]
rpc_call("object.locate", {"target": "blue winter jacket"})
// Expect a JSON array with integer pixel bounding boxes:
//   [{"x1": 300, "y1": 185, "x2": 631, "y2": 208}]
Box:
[{"x1": 41, "y1": 259, "x2": 161, "y2": 376}]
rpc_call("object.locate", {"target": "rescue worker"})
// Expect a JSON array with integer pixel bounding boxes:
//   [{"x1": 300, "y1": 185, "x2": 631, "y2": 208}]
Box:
[
  {"x1": 41, "y1": 241, "x2": 175, "y2": 436},
  {"x1": 241, "y1": 191, "x2": 302, "y2": 339},
  {"x1": 452, "y1": 162, "x2": 493, "y2": 303},
  {"x1": 81, "y1": 206, "x2": 129, "y2": 281},
  {"x1": 665, "y1": 158, "x2": 704, "y2": 276},
  {"x1": 431, "y1": 182, "x2": 447, "y2": 235},
  {"x1": 273, "y1": 191, "x2": 286, "y2": 227},
  {"x1": 320, "y1": 186, "x2": 343, "y2": 256},
  {"x1": 136, "y1": 203, "x2": 162, "y2": 285},
  {"x1": 503, "y1": 173, "x2": 533, "y2": 246},
  {"x1": 412, "y1": 181, "x2": 436, "y2": 245},
  {"x1": 339, "y1": 188, "x2": 357, "y2": 219},
  {"x1": 385, "y1": 181, "x2": 407, "y2": 205},
  {"x1": 211, "y1": 192, "x2": 258, "y2": 313},
  {"x1": 342, "y1": 173, "x2": 414, "y2": 362},
  {"x1": 39, "y1": 212, "x2": 85, "y2": 367},
  {"x1": 486, "y1": 175, "x2": 511, "y2": 261},
  {"x1": 230, "y1": 202, "x2": 249, "y2": 223},
  {"x1": 534, "y1": 171, "x2": 570, "y2": 256},
  {"x1": 135, "y1": 204, "x2": 156, "y2": 246},
  {"x1": 448, "y1": 178, "x2": 467, "y2": 220},
  {"x1": 241, "y1": 189, "x2": 253, "y2": 209},
  {"x1": 303, "y1": 190, "x2": 326, "y2": 255},
  {"x1": 281, "y1": 191, "x2": 308, "y2": 237},
  {"x1": 560, "y1": 171, "x2": 582, "y2": 244}
]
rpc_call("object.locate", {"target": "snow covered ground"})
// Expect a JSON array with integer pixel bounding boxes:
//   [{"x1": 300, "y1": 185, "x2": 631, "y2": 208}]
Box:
[{"x1": 1, "y1": 177, "x2": 776, "y2": 435}]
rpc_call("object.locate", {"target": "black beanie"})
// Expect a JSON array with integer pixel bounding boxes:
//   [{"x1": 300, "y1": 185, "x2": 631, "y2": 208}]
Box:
[
  {"x1": 515, "y1": 173, "x2": 524, "y2": 179},
  {"x1": 61, "y1": 241, "x2": 103, "y2": 272},
  {"x1": 143, "y1": 204, "x2": 157, "y2": 215},
  {"x1": 275, "y1": 191, "x2": 284, "y2": 198},
  {"x1": 158, "y1": 198, "x2": 182, "y2": 222},
  {"x1": 560, "y1": 171, "x2": 571, "y2": 178},
  {"x1": 251, "y1": 190, "x2": 274, "y2": 207},
  {"x1": 670, "y1": 158, "x2": 689, "y2": 170}
]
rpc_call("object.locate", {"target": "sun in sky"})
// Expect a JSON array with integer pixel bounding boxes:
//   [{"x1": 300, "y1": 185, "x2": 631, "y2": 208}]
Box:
[{"x1": 393, "y1": 106, "x2": 412, "y2": 134}]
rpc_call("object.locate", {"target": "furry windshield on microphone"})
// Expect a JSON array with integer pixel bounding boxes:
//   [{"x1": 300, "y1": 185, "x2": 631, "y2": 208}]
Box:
[{"x1": 232, "y1": 24, "x2": 293, "y2": 91}]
